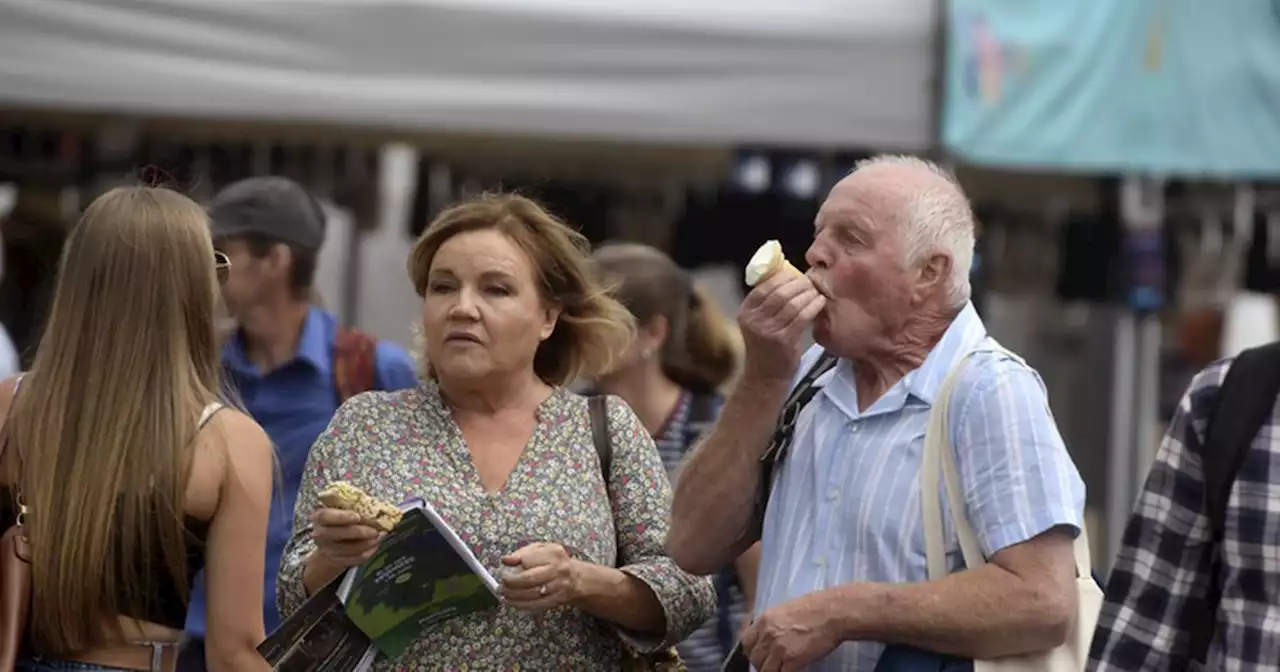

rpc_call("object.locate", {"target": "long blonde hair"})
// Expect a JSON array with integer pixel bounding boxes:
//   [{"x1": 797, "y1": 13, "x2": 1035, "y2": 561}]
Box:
[{"x1": 8, "y1": 186, "x2": 224, "y2": 653}]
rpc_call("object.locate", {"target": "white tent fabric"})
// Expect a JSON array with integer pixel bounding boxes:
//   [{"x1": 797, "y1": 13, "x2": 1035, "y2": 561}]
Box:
[{"x1": 0, "y1": 0, "x2": 937, "y2": 149}]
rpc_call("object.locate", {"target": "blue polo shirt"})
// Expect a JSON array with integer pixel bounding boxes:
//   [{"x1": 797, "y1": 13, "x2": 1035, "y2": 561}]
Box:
[{"x1": 184, "y1": 308, "x2": 418, "y2": 640}]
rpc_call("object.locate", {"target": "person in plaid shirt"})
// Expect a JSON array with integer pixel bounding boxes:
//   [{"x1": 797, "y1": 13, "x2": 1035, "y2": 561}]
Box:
[{"x1": 1089, "y1": 348, "x2": 1280, "y2": 671}]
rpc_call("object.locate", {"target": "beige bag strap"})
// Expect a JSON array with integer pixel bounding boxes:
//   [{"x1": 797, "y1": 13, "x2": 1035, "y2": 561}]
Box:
[{"x1": 921, "y1": 346, "x2": 1092, "y2": 582}]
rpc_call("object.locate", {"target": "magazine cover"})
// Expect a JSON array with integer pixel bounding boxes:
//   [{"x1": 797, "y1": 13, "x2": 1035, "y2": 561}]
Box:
[{"x1": 341, "y1": 504, "x2": 501, "y2": 659}]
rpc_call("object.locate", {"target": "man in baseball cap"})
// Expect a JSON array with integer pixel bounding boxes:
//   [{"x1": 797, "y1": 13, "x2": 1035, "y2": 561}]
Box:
[
  {"x1": 181, "y1": 177, "x2": 417, "y2": 670},
  {"x1": 208, "y1": 175, "x2": 327, "y2": 309}
]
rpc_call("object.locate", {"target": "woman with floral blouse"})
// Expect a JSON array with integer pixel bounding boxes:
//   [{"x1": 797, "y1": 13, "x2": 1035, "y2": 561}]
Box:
[{"x1": 276, "y1": 193, "x2": 716, "y2": 670}]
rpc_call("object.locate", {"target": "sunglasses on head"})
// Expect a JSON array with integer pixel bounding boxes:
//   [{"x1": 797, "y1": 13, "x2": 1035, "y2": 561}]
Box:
[{"x1": 214, "y1": 251, "x2": 231, "y2": 284}]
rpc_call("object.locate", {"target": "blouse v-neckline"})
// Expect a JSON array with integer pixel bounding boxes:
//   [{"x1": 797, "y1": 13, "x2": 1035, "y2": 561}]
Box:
[{"x1": 424, "y1": 382, "x2": 570, "y2": 498}]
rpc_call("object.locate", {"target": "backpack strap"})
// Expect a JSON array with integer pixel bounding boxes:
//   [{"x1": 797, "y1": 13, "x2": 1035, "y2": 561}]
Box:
[
  {"x1": 333, "y1": 327, "x2": 378, "y2": 405},
  {"x1": 1187, "y1": 341, "x2": 1280, "y2": 664}
]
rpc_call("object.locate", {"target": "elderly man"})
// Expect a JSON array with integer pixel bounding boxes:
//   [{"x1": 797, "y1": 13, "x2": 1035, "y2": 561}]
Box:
[{"x1": 667, "y1": 155, "x2": 1087, "y2": 670}]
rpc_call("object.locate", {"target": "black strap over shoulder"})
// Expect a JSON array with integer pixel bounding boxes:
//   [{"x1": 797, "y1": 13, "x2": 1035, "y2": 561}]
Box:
[
  {"x1": 722, "y1": 353, "x2": 837, "y2": 672},
  {"x1": 589, "y1": 395, "x2": 612, "y2": 477},
  {"x1": 1187, "y1": 341, "x2": 1280, "y2": 664},
  {"x1": 747, "y1": 352, "x2": 838, "y2": 541}
]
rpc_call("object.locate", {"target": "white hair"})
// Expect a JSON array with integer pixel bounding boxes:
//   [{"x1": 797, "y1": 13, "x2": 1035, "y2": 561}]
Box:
[{"x1": 852, "y1": 155, "x2": 975, "y2": 309}]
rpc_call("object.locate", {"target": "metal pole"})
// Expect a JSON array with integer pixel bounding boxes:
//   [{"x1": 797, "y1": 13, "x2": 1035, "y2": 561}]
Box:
[
  {"x1": 1134, "y1": 314, "x2": 1163, "y2": 478},
  {"x1": 1105, "y1": 313, "x2": 1136, "y2": 570},
  {"x1": 1130, "y1": 176, "x2": 1166, "y2": 502},
  {"x1": 1104, "y1": 175, "x2": 1166, "y2": 571}
]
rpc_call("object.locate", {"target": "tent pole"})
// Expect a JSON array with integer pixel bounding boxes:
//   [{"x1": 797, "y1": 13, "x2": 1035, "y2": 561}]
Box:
[{"x1": 1104, "y1": 175, "x2": 1166, "y2": 572}]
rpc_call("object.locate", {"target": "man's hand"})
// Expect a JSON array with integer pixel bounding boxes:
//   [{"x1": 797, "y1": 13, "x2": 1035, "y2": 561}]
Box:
[
  {"x1": 738, "y1": 271, "x2": 825, "y2": 383},
  {"x1": 741, "y1": 592, "x2": 841, "y2": 672}
]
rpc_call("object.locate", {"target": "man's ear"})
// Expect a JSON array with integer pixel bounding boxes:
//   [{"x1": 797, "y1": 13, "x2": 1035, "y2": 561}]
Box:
[
  {"x1": 917, "y1": 252, "x2": 952, "y2": 298},
  {"x1": 267, "y1": 242, "x2": 294, "y2": 280}
]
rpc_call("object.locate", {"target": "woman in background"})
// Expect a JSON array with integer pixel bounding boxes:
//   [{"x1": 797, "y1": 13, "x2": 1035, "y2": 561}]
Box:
[
  {"x1": 0, "y1": 187, "x2": 273, "y2": 672},
  {"x1": 591, "y1": 242, "x2": 755, "y2": 672}
]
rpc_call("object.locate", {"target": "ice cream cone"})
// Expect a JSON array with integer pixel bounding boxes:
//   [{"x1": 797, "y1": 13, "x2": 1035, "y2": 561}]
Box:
[
  {"x1": 777, "y1": 259, "x2": 804, "y2": 280},
  {"x1": 745, "y1": 240, "x2": 806, "y2": 287}
]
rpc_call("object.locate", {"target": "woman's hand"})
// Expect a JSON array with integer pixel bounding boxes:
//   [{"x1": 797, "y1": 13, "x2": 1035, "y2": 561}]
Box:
[
  {"x1": 500, "y1": 542, "x2": 582, "y2": 611},
  {"x1": 311, "y1": 507, "x2": 384, "y2": 569}
]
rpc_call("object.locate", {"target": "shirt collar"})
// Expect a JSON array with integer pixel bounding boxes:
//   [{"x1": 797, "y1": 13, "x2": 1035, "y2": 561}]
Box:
[
  {"x1": 902, "y1": 302, "x2": 989, "y2": 405},
  {"x1": 223, "y1": 307, "x2": 333, "y2": 378}
]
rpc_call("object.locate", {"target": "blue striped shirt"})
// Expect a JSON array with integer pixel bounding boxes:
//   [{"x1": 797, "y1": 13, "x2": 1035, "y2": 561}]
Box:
[{"x1": 755, "y1": 303, "x2": 1086, "y2": 671}]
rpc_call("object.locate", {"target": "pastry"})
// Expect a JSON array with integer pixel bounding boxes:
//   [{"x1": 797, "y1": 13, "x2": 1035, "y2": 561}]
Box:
[
  {"x1": 744, "y1": 240, "x2": 805, "y2": 287},
  {"x1": 318, "y1": 481, "x2": 404, "y2": 532}
]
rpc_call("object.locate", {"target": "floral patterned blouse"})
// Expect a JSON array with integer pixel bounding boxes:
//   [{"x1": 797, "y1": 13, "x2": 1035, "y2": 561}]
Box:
[{"x1": 277, "y1": 382, "x2": 716, "y2": 671}]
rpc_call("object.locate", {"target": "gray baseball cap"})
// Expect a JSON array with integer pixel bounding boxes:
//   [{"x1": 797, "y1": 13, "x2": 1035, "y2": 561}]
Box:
[{"x1": 207, "y1": 176, "x2": 326, "y2": 251}]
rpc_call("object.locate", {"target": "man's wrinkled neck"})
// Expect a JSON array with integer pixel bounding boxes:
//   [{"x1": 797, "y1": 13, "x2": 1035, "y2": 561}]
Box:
[{"x1": 852, "y1": 304, "x2": 955, "y2": 410}]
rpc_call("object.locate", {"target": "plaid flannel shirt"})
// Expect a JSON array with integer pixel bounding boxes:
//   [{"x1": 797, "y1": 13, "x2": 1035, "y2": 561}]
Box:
[{"x1": 1088, "y1": 358, "x2": 1280, "y2": 670}]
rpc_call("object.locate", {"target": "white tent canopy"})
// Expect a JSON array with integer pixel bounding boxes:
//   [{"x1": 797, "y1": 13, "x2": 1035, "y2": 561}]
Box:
[{"x1": 0, "y1": 0, "x2": 937, "y2": 149}]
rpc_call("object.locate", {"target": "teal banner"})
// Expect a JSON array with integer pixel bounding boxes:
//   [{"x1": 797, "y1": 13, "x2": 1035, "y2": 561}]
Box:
[{"x1": 942, "y1": 0, "x2": 1280, "y2": 177}]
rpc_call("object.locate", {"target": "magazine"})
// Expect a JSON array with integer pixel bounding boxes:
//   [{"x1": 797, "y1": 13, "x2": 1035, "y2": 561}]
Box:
[
  {"x1": 339, "y1": 497, "x2": 501, "y2": 659},
  {"x1": 256, "y1": 575, "x2": 377, "y2": 672},
  {"x1": 259, "y1": 497, "x2": 499, "y2": 670}
]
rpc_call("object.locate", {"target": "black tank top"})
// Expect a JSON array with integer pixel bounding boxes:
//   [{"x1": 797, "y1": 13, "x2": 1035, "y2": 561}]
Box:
[
  {"x1": 0, "y1": 490, "x2": 210, "y2": 629},
  {"x1": 2, "y1": 401, "x2": 221, "y2": 630}
]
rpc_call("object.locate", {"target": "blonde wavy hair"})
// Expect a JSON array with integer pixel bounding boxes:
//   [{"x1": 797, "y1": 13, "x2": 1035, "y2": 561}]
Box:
[{"x1": 407, "y1": 193, "x2": 635, "y2": 386}]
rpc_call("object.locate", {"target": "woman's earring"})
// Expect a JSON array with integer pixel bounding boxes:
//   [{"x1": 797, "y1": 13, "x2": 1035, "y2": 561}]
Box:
[{"x1": 641, "y1": 348, "x2": 654, "y2": 360}]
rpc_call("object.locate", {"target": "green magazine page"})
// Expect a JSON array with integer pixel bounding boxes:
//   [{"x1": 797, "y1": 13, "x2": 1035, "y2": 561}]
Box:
[{"x1": 341, "y1": 501, "x2": 500, "y2": 659}]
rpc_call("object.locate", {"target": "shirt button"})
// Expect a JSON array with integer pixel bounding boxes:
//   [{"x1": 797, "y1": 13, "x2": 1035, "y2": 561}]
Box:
[
  {"x1": 826, "y1": 487, "x2": 839, "y2": 500},
  {"x1": 814, "y1": 555, "x2": 826, "y2": 566}
]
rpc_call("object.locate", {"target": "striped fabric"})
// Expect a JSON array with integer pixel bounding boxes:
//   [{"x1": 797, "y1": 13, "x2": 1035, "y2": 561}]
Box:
[
  {"x1": 754, "y1": 302, "x2": 1087, "y2": 671},
  {"x1": 654, "y1": 391, "x2": 749, "y2": 672}
]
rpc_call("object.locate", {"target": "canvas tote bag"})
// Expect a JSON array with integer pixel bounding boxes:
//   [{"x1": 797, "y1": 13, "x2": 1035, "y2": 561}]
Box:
[{"x1": 918, "y1": 347, "x2": 1103, "y2": 672}]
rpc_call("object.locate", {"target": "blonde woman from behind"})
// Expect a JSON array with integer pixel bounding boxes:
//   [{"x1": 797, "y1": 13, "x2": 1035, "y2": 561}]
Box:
[{"x1": 1, "y1": 187, "x2": 273, "y2": 672}]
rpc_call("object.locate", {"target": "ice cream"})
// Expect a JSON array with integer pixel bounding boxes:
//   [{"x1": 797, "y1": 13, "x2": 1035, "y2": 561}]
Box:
[{"x1": 744, "y1": 240, "x2": 805, "y2": 287}]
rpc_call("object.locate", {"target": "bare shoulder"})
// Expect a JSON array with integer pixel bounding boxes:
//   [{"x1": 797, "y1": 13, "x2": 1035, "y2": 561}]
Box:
[
  {"x1": 187, "y1": 407, "x2": 273, "y2": 519},
  {"x1": 200, "y1": 407, "x2": 273, "y2": 465}
]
